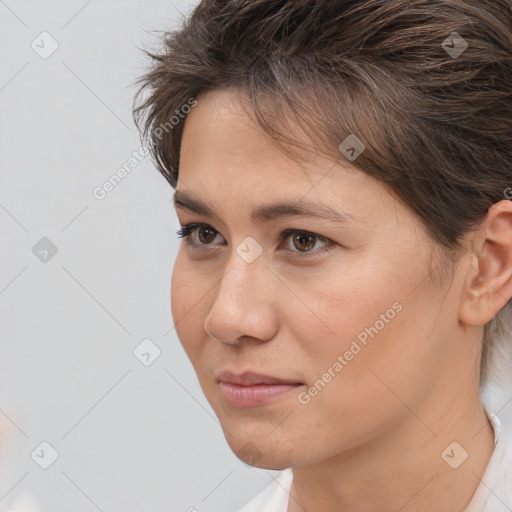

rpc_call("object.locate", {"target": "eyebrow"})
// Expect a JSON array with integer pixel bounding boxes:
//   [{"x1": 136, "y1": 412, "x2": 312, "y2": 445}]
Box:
[{"x1": 172, "y1": 189, "x2": 358, "y2": 224}]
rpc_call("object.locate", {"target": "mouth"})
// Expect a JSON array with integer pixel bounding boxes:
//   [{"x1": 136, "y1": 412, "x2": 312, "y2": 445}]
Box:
[{"x1": 216, "y1": 370, "x2": 304, "y2": 408}]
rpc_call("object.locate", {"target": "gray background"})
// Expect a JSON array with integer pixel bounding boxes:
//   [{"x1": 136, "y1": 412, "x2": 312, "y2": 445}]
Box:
[{"x1": 1, "y1": 1, "x2": 511, "y2": 511}]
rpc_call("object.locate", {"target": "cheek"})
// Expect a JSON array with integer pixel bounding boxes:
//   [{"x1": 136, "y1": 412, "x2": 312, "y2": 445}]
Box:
[
  {"x1": 290, "y1": 261, "x2": 443, "y2": 404},
  {"x1": 170, "y1": 254, "x2": 188, "y2": 340},
  {"x1": 296, "y1": 277, "x2": 447, "y2": 419},
  {"x1": 170, "y1": 253, "x2": 208, "y2": 360},
  {"x1": 170, "y1": 253, "x2": 185, "y2": 323},
  {"x1": 287, "y1": 265, "x2": 401, "y2": 360}
]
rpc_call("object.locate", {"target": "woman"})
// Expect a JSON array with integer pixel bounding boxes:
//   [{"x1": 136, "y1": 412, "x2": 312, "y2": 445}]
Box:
[{"x1": 133, "y1": 0, "x2": 512, "y2": 510}]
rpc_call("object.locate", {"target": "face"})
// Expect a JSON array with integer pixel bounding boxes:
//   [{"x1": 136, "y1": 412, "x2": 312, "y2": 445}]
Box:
[{"x1": 171, "y1": 88, "x2": 470, "y2": 469}]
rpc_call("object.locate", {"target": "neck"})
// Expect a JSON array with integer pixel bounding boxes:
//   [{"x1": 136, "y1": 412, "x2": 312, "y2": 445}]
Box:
[{"x1": 287, "y1": 382, "x2": 494, "y2": 512}]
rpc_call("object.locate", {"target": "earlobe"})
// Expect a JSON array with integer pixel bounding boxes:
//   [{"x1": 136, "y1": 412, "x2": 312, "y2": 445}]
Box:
[{"x1": 459, "y1": 200, "x2": 512, "y2": 326}]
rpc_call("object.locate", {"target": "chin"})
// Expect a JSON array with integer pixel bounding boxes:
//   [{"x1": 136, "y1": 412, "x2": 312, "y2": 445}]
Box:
[
  {"x1": 246, "y1": 460, "x2": 291, "y2": 470},
  {"x1": 233, "y1": 444, "x2": 294, "y2": 470},
  {"x1": 220, "y1": 426, "x2": 300, "y2": 470}
]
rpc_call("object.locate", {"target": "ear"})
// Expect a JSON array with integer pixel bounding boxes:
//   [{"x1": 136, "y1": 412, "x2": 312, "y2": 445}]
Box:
[{"x1": 459, "y1": 200, "x2": 512, "y2": 326}]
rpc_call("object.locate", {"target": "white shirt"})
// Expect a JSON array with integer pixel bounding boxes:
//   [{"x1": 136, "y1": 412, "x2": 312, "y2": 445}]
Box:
[{"x1": 237, "y1": 408, "x2": 512, "y2": 512}]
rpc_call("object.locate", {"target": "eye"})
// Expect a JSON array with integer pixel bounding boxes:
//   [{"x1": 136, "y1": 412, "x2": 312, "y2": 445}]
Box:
[
  {"x1": 176, "y1": 223, "x2": 334, "y2": 258},
  {"x1": 176, "y1": 223, "x2": 223, "y2": 246},
  {"x1": 279, "y1": 228, "x2": 333, "y2": 256}
]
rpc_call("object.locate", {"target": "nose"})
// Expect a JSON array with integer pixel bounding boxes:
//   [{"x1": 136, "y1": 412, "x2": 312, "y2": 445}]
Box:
[{"x1": 203, "y1": 255, "x2": 279, "y2": 346}]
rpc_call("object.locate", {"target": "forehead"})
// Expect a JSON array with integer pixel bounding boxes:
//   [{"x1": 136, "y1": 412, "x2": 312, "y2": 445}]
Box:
[{"x1": 178, "y1": 89, "x2": 387, "y2": 215}]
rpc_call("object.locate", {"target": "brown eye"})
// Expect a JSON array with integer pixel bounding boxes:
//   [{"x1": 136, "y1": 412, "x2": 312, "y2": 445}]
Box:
[
  {"x1": 291, "y1": 232, "x2": 317, "y2": 252},
  {"x1": 197, "y1": 226, "x2": 218, "y2": 244},
  {"x1": 280, "y1": 229, "x2": 331, "y2": 256},
  {"x1": 176, "y1": 223, "x2": 224, "y2": 247}
]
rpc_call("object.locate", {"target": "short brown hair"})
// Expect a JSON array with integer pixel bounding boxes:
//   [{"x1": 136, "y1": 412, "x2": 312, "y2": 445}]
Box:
[{"x1": 133, "y1": 0, "x2": 512, "y2": 389}]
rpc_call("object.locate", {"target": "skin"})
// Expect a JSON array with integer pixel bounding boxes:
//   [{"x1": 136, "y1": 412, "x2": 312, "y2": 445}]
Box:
[{"x1": 170, "y1": 88, "x2": 512, "y2": 511}]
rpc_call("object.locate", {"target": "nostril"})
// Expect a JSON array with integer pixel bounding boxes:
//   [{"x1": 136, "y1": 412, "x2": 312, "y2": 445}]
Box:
[{"x1": 204, "y1": 324, "x2": 224, "y2": 344}]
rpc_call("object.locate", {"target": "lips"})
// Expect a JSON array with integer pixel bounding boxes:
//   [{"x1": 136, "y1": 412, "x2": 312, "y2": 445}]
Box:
[
  {"x1": 216, "y1": 370, "x2": 303, "y2": 386},
  {"x1": 216, "y1": 370, "x2": 304, "y2": 408}
]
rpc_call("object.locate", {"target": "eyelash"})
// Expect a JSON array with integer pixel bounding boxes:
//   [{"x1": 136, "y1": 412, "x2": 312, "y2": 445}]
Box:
[{"x1": 175, "y1": 223, "x2": 335, "y2": 259}]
